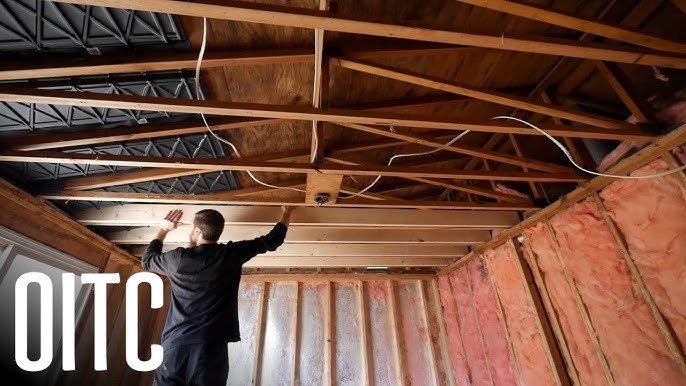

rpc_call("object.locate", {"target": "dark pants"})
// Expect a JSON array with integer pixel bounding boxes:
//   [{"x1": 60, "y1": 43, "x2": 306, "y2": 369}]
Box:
[{"x1": 153, "y1": 342, "x2": 229, "y2": 386}]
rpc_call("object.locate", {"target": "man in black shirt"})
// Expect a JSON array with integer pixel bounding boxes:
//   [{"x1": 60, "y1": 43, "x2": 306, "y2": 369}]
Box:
[{"x1": 142, "y1": 206, "x2": 295, "y2": 386}]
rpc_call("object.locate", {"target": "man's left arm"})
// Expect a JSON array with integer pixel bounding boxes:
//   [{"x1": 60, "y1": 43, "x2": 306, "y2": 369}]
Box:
[{"x1": 141, "y1": 209, "x2": 183, "y2": 275}]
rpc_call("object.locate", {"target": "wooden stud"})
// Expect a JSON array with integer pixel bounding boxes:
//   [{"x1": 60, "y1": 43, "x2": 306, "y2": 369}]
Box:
[
  {"x1": 545, "y1": 221, "x2": 615, "y2": 385},
  {"x1": 429, "y1": 279, "x2": 456, "y2": 386},
  {"x1": 418, "y1": 280, "x2": 440, "y2": 386},
  {"x1": 292, "y1": 282, "x2": 301, "y2": 386},
  {"x1": 485, "y1": 259, "x2": 523, "y2": 386},
  {"x1": 242, "y1": 273, "x2": 439, "y2": 282},
  {"x1": 455, "y1": 0, "x2": 686, "y2": 53},
  {"x1": 440, "y1": 122, "x2": 686, "y2": 274},
  {"x1": 463, "y1": 267, "x2": 496, "y2": 386},
  {"x1": 593, "y1": 194, "x2": 686, "y2": 376},
  {"x1": 333, "y1": 58, "x2": 634, "y2": 129},
  {"x1": 595, "y1": 61, "x2": 653, "y2": 123},
  {"x1": 324, "y1": 281, "x2": 333, "y2": 386},
  {"x1": 357, "y1": 281, "x2": 373, "y2": 386},
  {"x1": 387, "y1": 281, "x2": 406, "y2": 385},
  {"x1": 507, "y1": 133, "x2": 543, "y2": 200},
  {"x1": 662, "y1": 151, "x2": 686, "y2": 189},
  {"x1": 252, "y1": 282, "x2": 268, "y2": 386},
  {"x1": 0, "y1": 89, "x2": 654, "y2": 141},
  {"x1": 508, "y1": 239, "x2": 570, "y2": 386},
  {"x1": 521, "y1": 236, "x2": 581, "y2": 386},
  {"x1": 48, "y1": 0, "x2": 686, "y2": 68}
]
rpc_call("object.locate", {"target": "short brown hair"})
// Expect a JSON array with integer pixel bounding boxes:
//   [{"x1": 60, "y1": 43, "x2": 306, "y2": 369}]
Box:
[{"x1": 193, "y1": 209, "x2": 225, "y2": 242}]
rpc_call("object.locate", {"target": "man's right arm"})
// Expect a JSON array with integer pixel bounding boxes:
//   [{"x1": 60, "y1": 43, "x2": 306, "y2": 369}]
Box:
[{"x1": 232, "y1": 206, "x2": 294, "y2": 265}]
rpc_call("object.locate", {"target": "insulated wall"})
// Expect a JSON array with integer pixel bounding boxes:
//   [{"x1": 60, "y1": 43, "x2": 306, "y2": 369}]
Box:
[{"x1": 226, "y1": 278, "x2": 453, "y2": 386}]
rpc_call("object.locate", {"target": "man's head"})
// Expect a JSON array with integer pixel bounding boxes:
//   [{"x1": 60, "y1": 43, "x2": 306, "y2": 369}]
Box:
[{"x1": 190, "y1": 209, "x2": 225, "y2": 245}]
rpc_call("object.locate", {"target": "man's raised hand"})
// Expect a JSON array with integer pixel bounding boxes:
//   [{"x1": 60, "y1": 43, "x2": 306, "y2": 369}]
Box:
[{"x1": 161, "y1": 209, "x2": 183, "y2": 231}]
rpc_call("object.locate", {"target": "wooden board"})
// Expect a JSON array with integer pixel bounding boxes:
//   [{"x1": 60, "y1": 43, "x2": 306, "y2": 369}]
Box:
[{"x1": 306, "y1": 173, "x2": 343, "y2": 204}]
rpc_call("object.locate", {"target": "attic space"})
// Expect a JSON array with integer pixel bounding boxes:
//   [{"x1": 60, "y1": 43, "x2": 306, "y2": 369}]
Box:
[{"x1": 0, "y1": 0, "x2": 686, "y2": 385}]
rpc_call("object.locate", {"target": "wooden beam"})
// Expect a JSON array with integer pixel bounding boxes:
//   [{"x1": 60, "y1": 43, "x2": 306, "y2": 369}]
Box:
[
  {"x1": 545, "y1": 221, "x2": 615, "y2": 384},
  {"x1": 76, "y1": 204, "x2": 519, "y2": 228},
  {"x1": 555, "y1": 0, "x2": 663, "y2": 98},
  {"x1": 456, "y1": 0, "x2": 686, "y2": 54},
  {"x1": 419, "y1": 281, "x2": 440, "y2": 385},
  {"x1": 522, "y1": 237, "x2": 581, "y2": 386},
  {"x1": 41, "y1": 190, "x2": 538, "y2": 210},
  {"x1": 662, "y1": 152, "x2": 686, "y2": 189},
  {"x1": 593, "y1": 194, "x2": 686, "y2": 375},
  {"x1": 430, "y1": 280, "x2": 457, "y2": 386},
  {"x1": 440, "y1": 122, "x2": 686, "y2": 274},
  {"x1": 3, "y1": 117, "x2": 278, "y2": 151},
  {"x1": 672, "y1": 0, "x2": 686, "y2": 14},
  {"x1": 358, "y1": 282, "x2": 373, "y2": 386},
  {"x1": 0, "y1": 151, "x2": 587, "y2": 183},
  {"x1": 129, "y1": 243, "x2": 468, "y2": 258},
  {"x1": 387, "y1": 281, "x2": 406, "y2": 384},
  {"x1": 595, "y1": 61, "x2": 653, "y2": 123},
  {"x1": 60, "y1": 168, "x2": 206, "y2": 191},
  {"x1": 253, "y1": 282, "x2": 268, "y2": 385},
  {"x1": 334, "y1": 123, "x2": 575, "y2": 173},
  {"x1": 0, "y1": 89, "x2": 654, "y2": 141},
  {"x1": 508, "y1": 240, "x2": 570, "y2": 386},
  {"x1": 507, "y1": 133, "x2": 544, "y2": 199},
  {"x1": 49, "y1": 0, "x2": 686, "y2": 68},
  {"x1": 0, "y1": 43, "x2": 482, "y2": 82},
  {"x1": 333, "y1": 58, "x2": 634, "y2": 129},
  {"x1": 108, "y1": 226, "x2": 492, "y2": 245}
]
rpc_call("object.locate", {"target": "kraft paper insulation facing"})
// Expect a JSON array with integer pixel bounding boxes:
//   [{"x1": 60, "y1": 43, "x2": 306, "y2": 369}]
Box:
[
  {"x1": 600, "y1": 159, "x2": 686, "y2": 352},
  {"x1": 484, "y1": 244, "x2": 557, "y2": 386},
  {"x1": 549, "y1": 198, "x2": 686, "y2": 385},
  {"x1": 230, "y1": 279, "x2": 448, "y2": 386},
  {"x1": 467, "y1": 258, "x2": 517, "y2": 386},
  {"x1": 524, "y1": 222, "x2": 610, "y2": 386}
]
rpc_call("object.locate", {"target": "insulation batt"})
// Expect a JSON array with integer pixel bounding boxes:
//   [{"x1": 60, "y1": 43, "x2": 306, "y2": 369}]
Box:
[
  {"x1": 423, "y1": 281, "x2": 454, "y2": 386},
  {"x1": 397, "y1": 281, "x2": 433, "y2": 385},
  {"x1": 485, "y1": 243, "x2": 557, "y2": 386},
  {"x1": 600, "y1": 159, "x2": 686, "y2": 353},
  {"x1": 449, "y1": 269, "x2": 493, "y2": 386},
  {"x1": 438, "y1": 276, "x2": 471, "y2": 386},
  {"x1": 467, "y1": 258, "x2": 517, "y2": 386},
  {"x1": 524, "y1": 223, "x2": 609, "y2": 386},
  {"x1": 550, "y1": 198, "x2": 686, "y2": 386},
  {"x1": 367, "y1": 281, "x2": 400, "y2": 385}
]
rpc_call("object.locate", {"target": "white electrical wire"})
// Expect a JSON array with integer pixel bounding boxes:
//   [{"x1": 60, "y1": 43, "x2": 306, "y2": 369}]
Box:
[
  {"x1": 340, "y1": 129, "x2": 472, "y2": 199},
  {"x1": 195, "y1": 17, "x2": 306, "y2": 193},
  {"x1": 492, "y1": 115, "x2": 686, "y2": 180}
]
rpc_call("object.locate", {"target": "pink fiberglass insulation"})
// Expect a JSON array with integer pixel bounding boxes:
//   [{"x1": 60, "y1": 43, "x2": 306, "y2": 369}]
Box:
[
  {"x1": 299, "y1": 282, "x2": 326, "y2": 386},
  {"x1": 334, "y1": 282, "x2": 363, "y2": 385},
  {"x1": 449, "y1": 268, "x2": 492, "y2": 386},
  {"x1": 524, "y1": 223, "x2": 609, "y2": 386},
  {"x1": 423, "y1": 281, "x2": 454, "y2": 386},
  {"x1": 396, "y1": 281, "x2": 433, "y2": 385},
  {"x1": 438, "y1": 276, "x2": 471, "y2": 385},
  {"x1": 484, "y1": 244, "x2": 557, "y2": 386},
  {"x1": 467, "y1": 258, "x2": 517, "y2": 386},
  {"x1": 366, "y1": 281, "x2": 400, "y2": 385},
  {"x1": 550, "y1": 198, "x2": 686, "y2": 385},
  {"x1": 600, "y1": 159, "x2": 686, "y2": 351}
]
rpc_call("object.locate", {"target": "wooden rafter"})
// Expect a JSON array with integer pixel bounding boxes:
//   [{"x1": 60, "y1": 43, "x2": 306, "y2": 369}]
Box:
[
  {"x1": 594, "y1": 61, "x2": 654, "y2": 123},
  {"x1": 333, "y1": 58, "x2": 633, "y2": 129},
  {"x1": 0, "y1": 89, "x2": 654, "y2": 141},
  {"x1": 0, "y1": 43, "x2": 483, "y2": 82},
  {"x1": 49, "y1": 0, "x2": 686, "y2": 68},
  {"x1": 456, "y1": 0, "x2": 686, "y2": 54},
  {"x1": 0, "y1": 151, "x2": 587, "y2": 182}
]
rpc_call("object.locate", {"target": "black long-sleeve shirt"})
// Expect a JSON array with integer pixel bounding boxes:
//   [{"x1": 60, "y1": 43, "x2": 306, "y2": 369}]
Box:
[{"x1": 141, "y1": 223, "x2": 288, "y2": 346}]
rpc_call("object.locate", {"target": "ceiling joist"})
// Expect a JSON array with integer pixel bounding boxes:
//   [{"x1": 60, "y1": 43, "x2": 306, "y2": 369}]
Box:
[
  {"x1": 49, "y1": 0, "x2": 686, "y2": 69},
  {"x1": 0, "y1": 151, "x2": 587, "y2": 183},
  {"x1": 0, "y1": 89, "x2": 655, "y2": 141}
]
